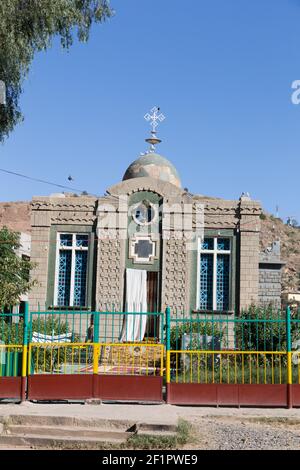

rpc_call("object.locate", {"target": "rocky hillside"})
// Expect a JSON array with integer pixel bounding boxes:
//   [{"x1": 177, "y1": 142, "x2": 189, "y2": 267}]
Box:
[
  {"x1": 0, "y1": 201, "x2": 31, "y2": 233},
  {"x1": 0, "y1": 201, "x2": 299, "y2": 292}
]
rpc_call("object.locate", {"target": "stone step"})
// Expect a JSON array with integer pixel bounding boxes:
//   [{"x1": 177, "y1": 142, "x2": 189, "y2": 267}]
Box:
[
  {"x1": 0, "y1": 432, "x2": 128, "y2": 450},
  {"x1": 5, "y1": 424, "x2": 130, "y2": 440},
  {"x1": 2, "y1": 415, "x2": 177, "y2": 433},
  {"x1": 0, "y1": 414, "x2": 178, "y2": 448},
  {"x1": 2, "y1": 414, "x2": 134, "y2": 430},
  {"x1": 0, "y1": 444, "x2": 31, "y2": 450},
  {"x1": 136, "y1": 422, "x2": 178, "y2": 433}
]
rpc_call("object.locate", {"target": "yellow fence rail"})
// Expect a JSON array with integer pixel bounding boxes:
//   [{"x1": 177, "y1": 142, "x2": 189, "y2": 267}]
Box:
[
  {"x1": 28, "y1": 342, "x2": 164, "y2": 377},
  {"x1": 169, "y1": 350, "x2": 288, "y2": 385}
]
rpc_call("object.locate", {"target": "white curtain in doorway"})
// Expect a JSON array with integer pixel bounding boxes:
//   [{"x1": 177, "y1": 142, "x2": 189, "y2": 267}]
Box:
[{"x1": 119, "y1": 268, "x2": 147, "y2": 342}]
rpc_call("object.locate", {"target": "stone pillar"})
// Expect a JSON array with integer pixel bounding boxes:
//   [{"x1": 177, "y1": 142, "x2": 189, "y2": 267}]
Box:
[
  {"x1": 161, "y1": 237, "x2": 189, "y2": 316},
  {"x1": 95, "y1": 235, "x2": 124, "y2": 311},
  {"x1": 161, "y1": 199, "x2": 191, "y2": 316},
  {"x1": 239, "y1": 198, "x2": 261, "y2": 311},
  {"x1": 29, "y1": 207, "x2": 51, "y2": 311},
  {"x1": 95, "y1": 197, "x2": 126, "y2": 312}
]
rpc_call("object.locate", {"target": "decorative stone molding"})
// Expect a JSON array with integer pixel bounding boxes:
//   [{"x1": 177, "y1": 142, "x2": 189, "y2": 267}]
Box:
[
  {"x1": 200, "y1": 217, "x2": 238, "y2": 228},
  {"x1": 107, "y1": 177, "x2": 185, "y2": 199},
  {"x1": 51, "y1": 214, "x2": 96, "y2": 224},
  {"x1": 96, "y1": 237, "x2": 123, "y2": 311},
  {"x1": 31, "y1": 196, "x2": 97, "y2": 212},
  {"x1": 129, "y1": 233, "x2": 159, "y2": 264},
  {"x1": 162, "y1": 237, "x2": 188, "y2": 315}
]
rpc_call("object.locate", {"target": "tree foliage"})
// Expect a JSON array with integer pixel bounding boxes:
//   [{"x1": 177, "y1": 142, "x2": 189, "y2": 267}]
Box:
[
  {"x1": 0, "y1": 0, "x2": 113, "y2": 141},
  {"x1": 0, "y1": 226, "x2": 36, "y2": 309}
]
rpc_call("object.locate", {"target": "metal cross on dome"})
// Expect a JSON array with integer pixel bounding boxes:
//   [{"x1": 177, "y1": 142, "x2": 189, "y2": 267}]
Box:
[{"x1": 144, "y1": 106, "x2": 165, "y2": 133}]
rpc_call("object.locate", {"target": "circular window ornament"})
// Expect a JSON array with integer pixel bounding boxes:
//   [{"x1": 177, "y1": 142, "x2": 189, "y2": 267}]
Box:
[{"x1": 131, "y1": 200, "x2": 158, "y2": 226}]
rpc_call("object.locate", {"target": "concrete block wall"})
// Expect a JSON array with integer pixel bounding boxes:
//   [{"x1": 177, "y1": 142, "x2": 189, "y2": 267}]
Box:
[
  {"x1": 239, "y1": 199, "x2": 262, "y2": 310},
  {"x1": 259, "y1": 268, "x2": 282, "y2": 309}
]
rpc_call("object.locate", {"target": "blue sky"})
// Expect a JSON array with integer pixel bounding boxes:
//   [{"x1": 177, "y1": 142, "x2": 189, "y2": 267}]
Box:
[{"x1": 0, "y1": 0, "x2": 300, "y2": 222}]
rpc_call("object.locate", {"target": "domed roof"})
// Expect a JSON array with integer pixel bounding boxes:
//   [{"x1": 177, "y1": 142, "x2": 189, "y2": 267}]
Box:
[{"x1": 122, "y1": 152, "x2": 181, "y2": 188}]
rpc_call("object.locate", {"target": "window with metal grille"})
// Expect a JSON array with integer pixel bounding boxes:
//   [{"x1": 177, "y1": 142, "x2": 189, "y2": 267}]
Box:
[
  {"x1": 198, "y1": 237, "x2": 230, "y2": 311},
  {"x1": 54, "y1": 233, "x2": 89, "y2": 307}
]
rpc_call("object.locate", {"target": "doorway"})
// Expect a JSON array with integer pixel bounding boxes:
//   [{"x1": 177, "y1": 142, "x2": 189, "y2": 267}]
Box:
[
  {"x1": 123, "y1": 269, "x2": 161, "y2": 340},
  {"x1": 146, "y1": 271, "x2": 160, "y2": 339}
]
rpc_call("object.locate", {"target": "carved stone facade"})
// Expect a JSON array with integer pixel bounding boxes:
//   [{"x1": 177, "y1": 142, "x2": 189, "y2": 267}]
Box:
[
  {"x1": 96, "y1": 236, "x2": 124, "y2": 311},
  {"x1": 30, "y1": 196, "x2": 97, "y2": 311},
  {"x1": 29, "y1": 156, "x2": 278, "y2": 315}
]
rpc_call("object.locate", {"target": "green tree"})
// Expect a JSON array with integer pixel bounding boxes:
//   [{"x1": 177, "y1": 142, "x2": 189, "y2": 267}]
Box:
[
  {"x1": 0, "y1": 0, "x2": 113, "y2": 141},
  {"x1": 0, "y1": 226, "x2": 36, "y2": 309}
]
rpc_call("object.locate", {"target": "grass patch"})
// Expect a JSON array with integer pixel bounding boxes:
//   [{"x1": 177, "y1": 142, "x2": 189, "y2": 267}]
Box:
[
  {"x1": 246, "y1": 417, "x2": 300, "y2": 426},
  {"x1": 124, "y1": 419, "x2": 191, "y2": 450},
  {"x1": 172, "y1": 365, "x2": 294, "y2": 385}
]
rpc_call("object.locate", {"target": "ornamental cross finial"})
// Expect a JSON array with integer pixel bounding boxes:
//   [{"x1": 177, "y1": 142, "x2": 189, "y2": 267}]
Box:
[{"x1": 144, "y1": 106, "x2": 165, "y2": 133}]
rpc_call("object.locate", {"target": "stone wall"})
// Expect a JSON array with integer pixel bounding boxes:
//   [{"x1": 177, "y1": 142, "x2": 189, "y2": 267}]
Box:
[
  {"x1": 239, "y1": 198, "x2": 261, "y2": 310},
  {"x1": 258, "y1": 241, "x2": 284, "y2": 309},
  {"x1": 259, "y1": 266, "x2": 282, "y2": 309},
  {"x1": 30, "y1": 226, "x2": 51, "y2": 311}
]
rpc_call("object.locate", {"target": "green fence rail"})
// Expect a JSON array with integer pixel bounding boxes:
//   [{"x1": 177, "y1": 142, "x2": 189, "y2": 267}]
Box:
[
  {"x1": 0, "y1": 312, "x2": 24, "y2": 377},
  {"x1": 167, "y1": 306, "x2": 300, "y2": 385}
]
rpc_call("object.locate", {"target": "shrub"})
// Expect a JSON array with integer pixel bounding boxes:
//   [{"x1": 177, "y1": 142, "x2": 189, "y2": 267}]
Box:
[
  {"x1": 0, "y1": 316, "x2": 82, "y2": 373},
  {"x1": 170, "y1": 321, "x2": 223, "y2": 350},
  {"x1": 236, "y1": 305, "x2": 300, "y2": 351}
]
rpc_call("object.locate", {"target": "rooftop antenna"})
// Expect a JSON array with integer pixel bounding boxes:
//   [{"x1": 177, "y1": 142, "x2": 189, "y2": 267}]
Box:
[{"x1": 144, "y1": 106, "x2": 165, "y2": 152}]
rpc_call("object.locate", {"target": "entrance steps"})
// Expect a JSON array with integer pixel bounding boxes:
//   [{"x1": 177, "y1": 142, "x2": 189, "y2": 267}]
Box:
[{"x1": 0, "y1": 414, "x2": 177, "y2": 449}]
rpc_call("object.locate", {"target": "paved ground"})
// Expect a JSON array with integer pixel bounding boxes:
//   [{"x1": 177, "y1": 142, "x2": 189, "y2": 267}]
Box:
[
  {"x1": 1, "y1": 402, "x2": 300, "y2": 450},
  {"x1": 1, "y1": 401, "x2": 300, "y2": 422}
]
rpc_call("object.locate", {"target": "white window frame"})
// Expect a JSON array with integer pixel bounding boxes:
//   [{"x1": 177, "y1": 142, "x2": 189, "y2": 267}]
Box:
[
  {"x1": 54, "y1": 233, "x2": 89, "y2": 307},
  {"x1": 196, "y1": 236, "x2": 231, "y2": 311}
]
